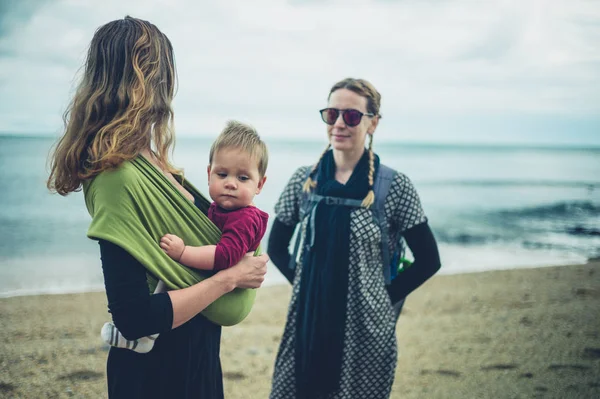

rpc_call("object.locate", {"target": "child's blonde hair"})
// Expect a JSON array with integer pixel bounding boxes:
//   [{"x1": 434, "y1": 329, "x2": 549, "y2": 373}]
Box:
[{"x1": 209, "y1": 120, "x2": 269, "y2": 177}]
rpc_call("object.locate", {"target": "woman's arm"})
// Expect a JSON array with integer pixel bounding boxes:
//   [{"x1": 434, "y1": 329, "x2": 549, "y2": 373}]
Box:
[
  {"x1": 100, "y1": 240, "x2": 174, "y2": 340},
  {"x1": 267, "y1": 219, "x2": 296, "y2": 284},
  {"x1": 100, "y1": 240, "x2": 268, "y2": 336},
  {"x1": 386, "y1": 222, "x2": 441, "y2": 304},
  {"x1": 266, "y1": 166, "x2": 310, "y2": 285},
  {"x1": 168, "y1": 252, "x2": 268, "y2": 328}
]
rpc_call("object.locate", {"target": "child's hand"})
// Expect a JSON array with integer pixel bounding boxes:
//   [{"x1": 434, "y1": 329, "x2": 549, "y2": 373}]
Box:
[{"x1": 160, "y1": 234, "x2": 185, "y2": 262}]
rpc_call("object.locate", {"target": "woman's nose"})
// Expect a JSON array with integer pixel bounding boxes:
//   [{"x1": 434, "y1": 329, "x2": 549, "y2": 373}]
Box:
[{"x1": 333, "y1": 112, "x2": 346, "y2": 128}]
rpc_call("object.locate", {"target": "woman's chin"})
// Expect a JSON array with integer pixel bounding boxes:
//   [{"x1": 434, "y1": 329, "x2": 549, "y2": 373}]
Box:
[{"x1": 331, "y1": 141, "x2": 356, "y2": 153}]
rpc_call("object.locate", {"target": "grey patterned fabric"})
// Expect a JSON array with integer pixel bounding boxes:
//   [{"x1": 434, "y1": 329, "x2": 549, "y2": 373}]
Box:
[{"x1": 270, "y1": 165, "x2": 427, "y2": 399}]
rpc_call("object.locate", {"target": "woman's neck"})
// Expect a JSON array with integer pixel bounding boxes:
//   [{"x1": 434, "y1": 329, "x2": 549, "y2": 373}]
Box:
[
  {"x1": 332, "y1": 148, "x2": 365, "y2": 184},
  {"x1": 140, "y1": 148, "x2": 161, "y2": 168},
  {"x1": 333, "y1": 148, "x2": 365, "y2": 173},
  {"x1": 140, "y1": 148, "x2": 195, "y2": 202}
]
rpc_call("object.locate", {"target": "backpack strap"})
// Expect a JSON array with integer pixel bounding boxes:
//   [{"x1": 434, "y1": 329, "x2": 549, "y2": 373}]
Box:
[
  {"x1": 289, "y1": 176, "x2": 363, "y2": 271},
  {"x1": 289, "y1": 167, "x2": 316, "y2": 271},
  {"x1": 371, "y1": 164, "x2": 397, "y2": 285},
  {"x1": 289, "y1": 164, "x2": 398, "y2": 286}
]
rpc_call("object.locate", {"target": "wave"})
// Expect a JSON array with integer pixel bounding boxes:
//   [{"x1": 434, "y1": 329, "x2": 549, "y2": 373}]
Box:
[
  {"x1": 419, "y1": 180, "x2": 600, "y2": 189},
  {"x1": 433, "y1": 232, "x2": 497, "y2": 245},
  {"x1": 566, "y1": 226, "x2": 600, "y2": 237},
  {"x1": 431, "y1": 201, "x2": 600, "y2": 260},
  {"x1": 495, "y1": 201, "x2": 600, "y2": 219}
]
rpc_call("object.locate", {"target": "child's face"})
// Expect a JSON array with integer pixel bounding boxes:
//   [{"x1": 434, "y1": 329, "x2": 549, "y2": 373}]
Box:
[{"x1": 207, "y1": 147, "x2": 266, "y2": 211}]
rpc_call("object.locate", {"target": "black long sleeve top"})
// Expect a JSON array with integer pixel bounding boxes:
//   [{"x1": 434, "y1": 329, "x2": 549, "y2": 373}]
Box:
[
  {"x1": 267, "y1": 219, "x2": 441, "y2": 304},
  {"x1": 100, "y1": 240, "x2": 173, "y2": 340},
  {"x1": 99, "y1": 240, "x2": 224, "y2": 398}
]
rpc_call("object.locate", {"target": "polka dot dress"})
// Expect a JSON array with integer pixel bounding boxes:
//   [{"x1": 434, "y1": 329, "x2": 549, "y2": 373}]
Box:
[{"x1": 270, "y1": 165, "x2": 426, "y2": 399}]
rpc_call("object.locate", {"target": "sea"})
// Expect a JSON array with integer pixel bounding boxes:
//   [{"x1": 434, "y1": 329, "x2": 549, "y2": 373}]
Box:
[{"x1": 1, "y1": 135, "x2": 599, "y2": 298}]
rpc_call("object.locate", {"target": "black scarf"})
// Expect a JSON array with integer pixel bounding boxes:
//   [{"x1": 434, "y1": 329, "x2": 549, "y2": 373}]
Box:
[{"x1": 295, "y1": 149, "x2": 380, "y2": 398}]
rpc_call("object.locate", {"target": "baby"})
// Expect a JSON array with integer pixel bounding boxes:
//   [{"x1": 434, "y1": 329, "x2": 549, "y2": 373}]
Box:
[{"x1": 101, "y1": 120, "x2": 269, "y2": 353}]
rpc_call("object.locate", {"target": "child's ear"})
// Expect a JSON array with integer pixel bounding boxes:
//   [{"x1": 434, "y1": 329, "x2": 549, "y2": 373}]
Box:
[
  {"x1": 256, "y1": 176, "x2": 267, "y2": 194},
  {"x1": 206, "y1": 165, "x2": 211, "y2": 185}
]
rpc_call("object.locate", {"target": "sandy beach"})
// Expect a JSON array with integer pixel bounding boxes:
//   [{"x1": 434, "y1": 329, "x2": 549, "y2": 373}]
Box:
[{"x1": 1, "y1": 262, "x2": 599, "y2": 399}]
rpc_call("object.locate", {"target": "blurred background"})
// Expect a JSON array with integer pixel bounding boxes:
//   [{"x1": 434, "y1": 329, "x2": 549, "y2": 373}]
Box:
[{"x1": 1, "y1": 0, "x2": 599, "y2": 297}]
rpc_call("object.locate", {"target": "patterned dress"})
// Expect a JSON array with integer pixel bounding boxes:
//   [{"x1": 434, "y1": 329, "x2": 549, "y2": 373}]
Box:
[{"x1": 270, "y1": 166, "x2": 427, "y2": 399}]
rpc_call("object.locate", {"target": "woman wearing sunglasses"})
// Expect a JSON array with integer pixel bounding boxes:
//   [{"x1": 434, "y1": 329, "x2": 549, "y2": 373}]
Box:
[{"x1": 267, "y1": 78, "x2": 441, "y2": 398}]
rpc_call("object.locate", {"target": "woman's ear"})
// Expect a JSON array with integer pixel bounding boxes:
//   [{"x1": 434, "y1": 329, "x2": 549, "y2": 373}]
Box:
[{"x1": 368, "y1": 115, "x2": 380, "y2": 135}]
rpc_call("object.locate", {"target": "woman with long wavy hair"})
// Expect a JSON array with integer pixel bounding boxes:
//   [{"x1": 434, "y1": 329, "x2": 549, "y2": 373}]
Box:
[{"x1": 48, "y1": 16, "x2": 268, "y2": 398}]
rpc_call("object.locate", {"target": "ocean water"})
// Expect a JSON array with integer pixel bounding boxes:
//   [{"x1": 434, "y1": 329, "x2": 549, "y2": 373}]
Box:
[{"x1": 1, "y1": 135, "x2": 599, "y2": 297}]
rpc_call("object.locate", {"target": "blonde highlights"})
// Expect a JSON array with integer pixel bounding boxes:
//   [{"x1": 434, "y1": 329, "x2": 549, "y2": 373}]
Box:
[
  {"x1": 302, "y1": 143, "x2": 331, "y2": 193},
  {"x1": 209, "y1": 120, "x2": 269, "y2": 178},
  {"x1": 362, "y1": 134, "x2": 375, "y2": 208},
  {"x1": 47, "y1": 16, "x2": 178, "y2": 195}
]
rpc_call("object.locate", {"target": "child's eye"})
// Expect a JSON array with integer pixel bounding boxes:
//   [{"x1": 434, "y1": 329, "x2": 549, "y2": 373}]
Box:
[
  {"x1": 217, "y1": 173, "x2": 227, "y2": 178},
  {"x1": 238, "y1": 176, "x2": 249, "y2": 182}
]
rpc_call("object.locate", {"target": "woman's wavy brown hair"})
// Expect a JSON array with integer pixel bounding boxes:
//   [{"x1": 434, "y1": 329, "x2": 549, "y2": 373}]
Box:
[{"x1": 47, "y1": 16, "x2": 178, "y2": 195}]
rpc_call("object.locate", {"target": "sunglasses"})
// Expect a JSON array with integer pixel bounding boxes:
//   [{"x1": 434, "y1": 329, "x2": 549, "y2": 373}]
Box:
[{"x1": 319, "y1": 108, "x2": 375, "y2": 127}]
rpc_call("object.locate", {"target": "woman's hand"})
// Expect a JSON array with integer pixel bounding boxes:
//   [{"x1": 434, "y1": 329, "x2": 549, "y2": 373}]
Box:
[
  {"x1": 214, "y1": 253, "x2": 269, "y2": 290},
  {"x1": 167, "y1": 253, "x2": 268, "y2": 329}
]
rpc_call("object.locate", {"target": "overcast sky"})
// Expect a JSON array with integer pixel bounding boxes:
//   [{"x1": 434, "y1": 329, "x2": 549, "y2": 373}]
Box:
[{"x1": 0, "y1": 0, "x2": 599, "y2": 145}]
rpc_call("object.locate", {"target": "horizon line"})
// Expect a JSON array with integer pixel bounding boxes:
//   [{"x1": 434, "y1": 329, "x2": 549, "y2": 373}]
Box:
[{"x1": 1, "y1": 132, "x2": 599, "y2": 151}]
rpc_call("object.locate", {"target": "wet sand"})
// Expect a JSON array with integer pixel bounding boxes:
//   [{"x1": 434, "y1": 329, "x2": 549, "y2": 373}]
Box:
[{"x1": 1, "y1": 262, "x2": 599, "y2": 398}]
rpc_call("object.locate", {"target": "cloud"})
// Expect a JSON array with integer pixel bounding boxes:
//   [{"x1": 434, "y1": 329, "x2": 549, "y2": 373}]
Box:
[
  {"x1": 0, "y1": 0, "x2": 598, "y2": 144},
  {"x1": 0, "y1": 0, "x2": 50, "y2": 37}
]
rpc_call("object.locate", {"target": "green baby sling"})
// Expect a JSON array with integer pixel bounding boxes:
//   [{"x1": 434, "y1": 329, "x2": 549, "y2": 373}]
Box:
[{"x1": 83, "y1": 155, "x2": 256, "y2": 326}]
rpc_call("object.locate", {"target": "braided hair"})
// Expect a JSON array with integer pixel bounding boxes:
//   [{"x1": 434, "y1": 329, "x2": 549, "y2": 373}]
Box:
[{"x1": 303, "y1": 78, "x2": 382, "y2": 208}]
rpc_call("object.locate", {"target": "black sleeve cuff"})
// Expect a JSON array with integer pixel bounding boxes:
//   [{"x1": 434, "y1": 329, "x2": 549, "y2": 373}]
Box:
[
  {"x1": 387, "y1": 222, "x2": 441, "y2": 304},
  {"x1": 267, "y1": 219, "x2": 296, "y2": 284}
]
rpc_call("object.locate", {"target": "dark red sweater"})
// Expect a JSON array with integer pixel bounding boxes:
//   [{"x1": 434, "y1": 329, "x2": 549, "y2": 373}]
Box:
[{"x1": 208, "y1": 203, "x2": 269, "y2": 271}]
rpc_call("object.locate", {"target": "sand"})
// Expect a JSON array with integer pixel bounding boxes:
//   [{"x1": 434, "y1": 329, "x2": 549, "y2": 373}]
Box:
[{"x1": 1, "y1": 262, "x2": 599, "y2": 398}]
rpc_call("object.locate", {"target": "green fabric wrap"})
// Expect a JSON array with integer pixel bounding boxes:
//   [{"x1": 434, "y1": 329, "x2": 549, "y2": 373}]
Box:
[{"x1": 82, "y1": 156, "x2": 257, "y2": 326}]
